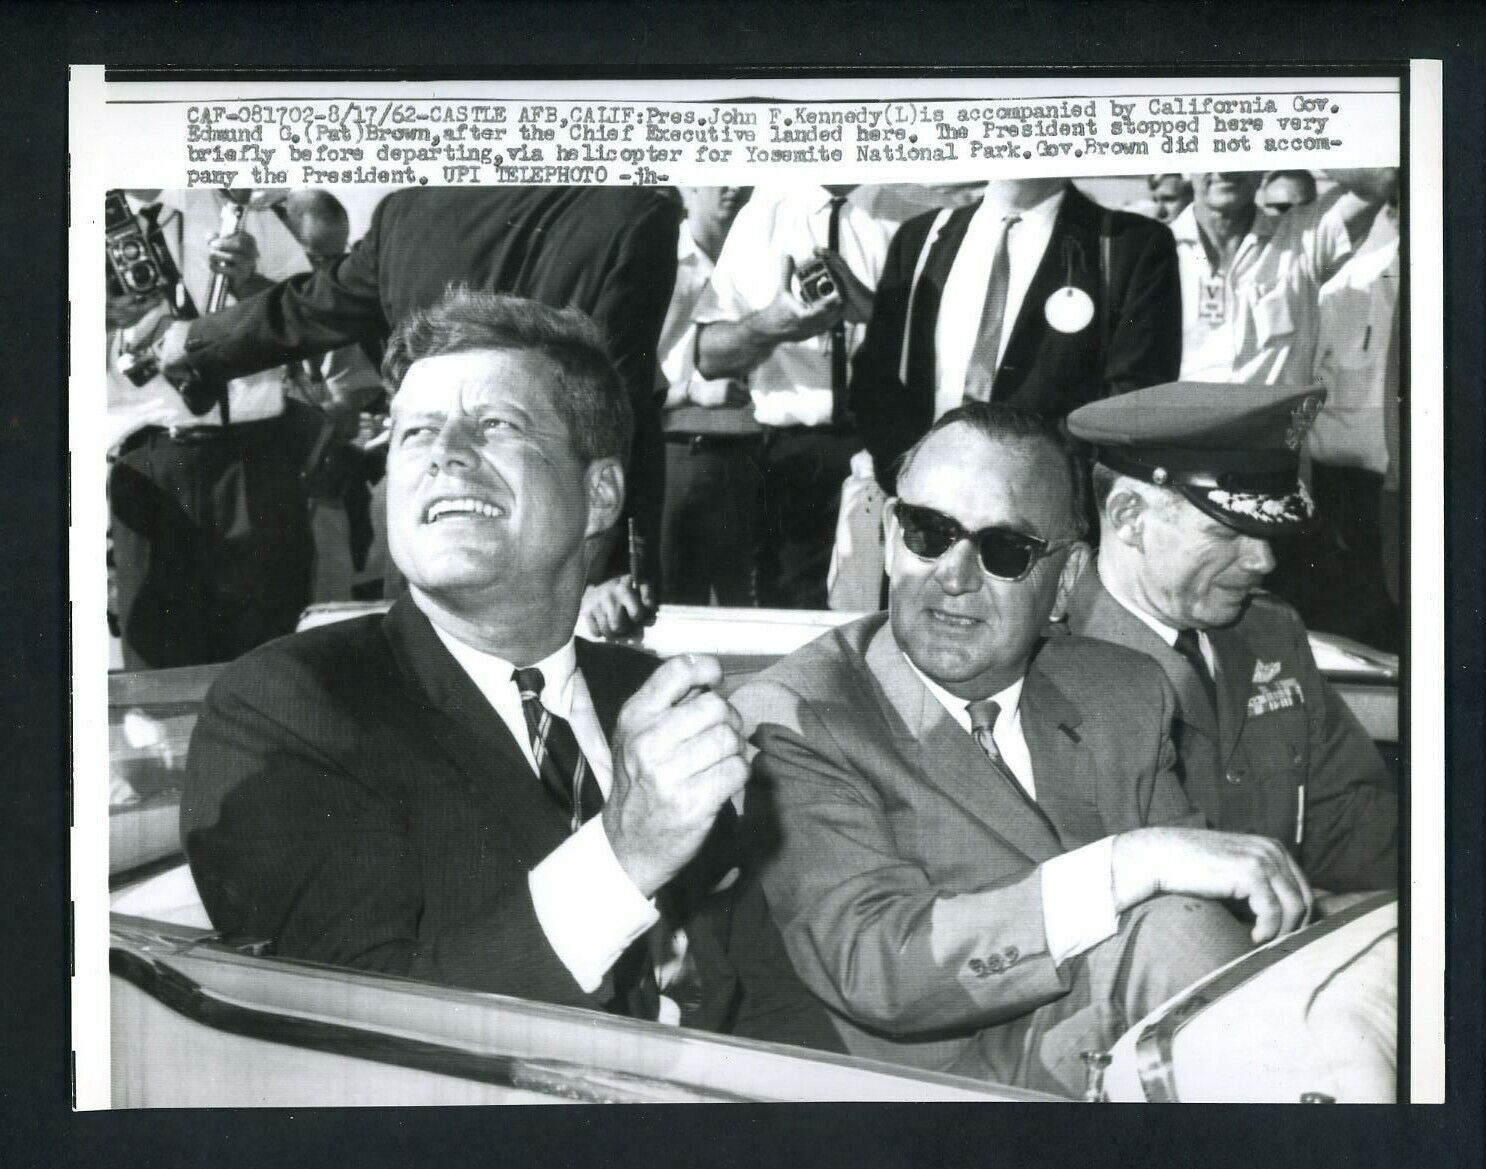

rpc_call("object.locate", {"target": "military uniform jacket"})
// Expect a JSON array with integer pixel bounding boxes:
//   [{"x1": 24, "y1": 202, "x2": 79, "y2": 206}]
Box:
[{"x1": 1064, "y1": 566, "x2": 1397, "y2": 892}]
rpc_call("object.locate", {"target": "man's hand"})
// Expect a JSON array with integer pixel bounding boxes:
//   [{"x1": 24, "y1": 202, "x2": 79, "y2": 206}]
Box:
[
  {"x1": 581, "y1": 576, "x2": 658, "y2": 640},
  {"x1": 1111, "y1": 826, "x2": 1315, "y2": 944},
  {"x1": 207, "y1": 229, "x2": 260, "y2": 297},
  {"x1": 602, "y1": 654, "x2": 749, "y2": 896},
  {"x1": 755, "y1": 254, "x2": 845, "y2": 343},
  {"x1": 811, "y1": 247, "x2": 875, "y2": 324}
]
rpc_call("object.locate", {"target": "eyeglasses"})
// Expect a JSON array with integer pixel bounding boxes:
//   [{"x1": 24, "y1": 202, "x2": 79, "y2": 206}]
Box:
[{"x1": 892, "y1": 500, "x2": 1075, "y2": 582}]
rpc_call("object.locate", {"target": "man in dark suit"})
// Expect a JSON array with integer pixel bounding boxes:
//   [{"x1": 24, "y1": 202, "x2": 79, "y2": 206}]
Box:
[
  {"x1": 183, "y1": 289, "x2": 838, "y2": 1047},
  {"x1": 145, "y1": 186, "x2": 680, "y2": 630},
  {"x1": 851, "y1": 179, "x2": 1181, "y2": 494},
  {"x1": 734, "y1": 403, "x2": 1313, "y2": 1095},
  {"x1": 1064, "y1": 382, "x2": 1397, "y2": 894}
]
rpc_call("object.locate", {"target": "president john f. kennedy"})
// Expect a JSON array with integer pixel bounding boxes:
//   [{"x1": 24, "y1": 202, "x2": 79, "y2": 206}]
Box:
[{"x1": 183, "y1": 288, "x2": 836, "y2": 1045}]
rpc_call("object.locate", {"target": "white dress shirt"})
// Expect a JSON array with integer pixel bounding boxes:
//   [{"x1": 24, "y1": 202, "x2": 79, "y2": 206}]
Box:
[
  {"x1": 933, "y1": 185, "x2": 1066, "y2": 419},
  {"x1": 699, "y1": 185, "x2": 892, "y2": 427},
  {"x1": 658, "y1": 220, "x2": 733, "y2": 408},
  {"x1": 431, "y1": 626, "x2": 662, "y2": 998},
  {"x1": 907, "y1": 657, "x2": 1119, "y2": 965}
]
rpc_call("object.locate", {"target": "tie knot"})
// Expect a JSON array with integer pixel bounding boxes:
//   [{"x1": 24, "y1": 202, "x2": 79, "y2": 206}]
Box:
[
  {"x1": 967, "y1": 698, "x2": 1001, "y2": 736},
  {"x1": 512, "y1": 666, "x2": 546, "y2": 701},
  {"x1": 1002, "y1": 212, "x2": 1021, "y2": 229},
  {"x1": 1173, "y1": 628, "x2": 1203, "y2": 661},
  {"x1": 829, "y1": 194, "x2": 848, "y2": 208}
]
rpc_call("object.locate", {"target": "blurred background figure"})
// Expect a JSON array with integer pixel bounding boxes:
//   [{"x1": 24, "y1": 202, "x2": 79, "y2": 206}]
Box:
[
  {"x1": 693, "y1": 184, "x2": 894, "y2": 609},
  {"x1": 657, "y1": 186, "x2": 758, "y2": 606},
  {"x1": 1147, "y1": 173, "x2": 1194, "y2": 223},
  {"x1": 1259, "y1": 169, "x2": 1318, "y2": 218},
  {"x1": 107, "y1": 189, "x2": 315, "y2": 669},
  {"x1": 275, "y1": 190, "x2": 388, "y2": 605}
]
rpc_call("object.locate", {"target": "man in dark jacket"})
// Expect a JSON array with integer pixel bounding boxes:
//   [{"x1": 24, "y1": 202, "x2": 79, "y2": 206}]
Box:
[
  {"x1": 851, "y1": 179, "x2": 1181, "y2": 494},
  {"x1": 181, "y1": 289, "x2": 840, "y2": 1048}
]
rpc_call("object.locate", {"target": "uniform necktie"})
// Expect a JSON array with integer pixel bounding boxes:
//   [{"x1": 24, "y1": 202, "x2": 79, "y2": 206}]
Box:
[
  {"x1": 512, "y1": 666, "x2": 605, "y2": 834},
  {"x1": 1173, "y1": 628, "x2": 1219, "y2": 719},
  {"x1": 963, "y1": 213, "x2": 1021, "y2": 403},
  {"x1": 827, "y1": 194, "x2": 850, "y2": 427}
]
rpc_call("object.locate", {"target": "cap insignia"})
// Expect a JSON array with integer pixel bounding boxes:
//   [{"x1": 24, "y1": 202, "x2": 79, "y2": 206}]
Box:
[{"x1": 1285, "y1": 395, "x2": 1323, "y2": 450}]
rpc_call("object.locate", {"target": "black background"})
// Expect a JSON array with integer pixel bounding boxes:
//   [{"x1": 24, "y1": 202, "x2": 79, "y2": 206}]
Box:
[{"x1": 2, "y1": 3, "x2": 1481, "y2": 1165}]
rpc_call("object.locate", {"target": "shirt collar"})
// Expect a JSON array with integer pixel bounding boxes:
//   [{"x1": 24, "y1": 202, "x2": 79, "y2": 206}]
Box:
[
  {"x1": 1170, "y1": 203, "x2": 1200, "y2": 244},
  {"x1": 904, "y1": 652, "x2": 1026, "y2": 733},
  {"x1": 1096, "y1": 558, "x2": 1180, "y2": 647},
  {"x1": 977, "y1": 183, "x2": 1065, "y2": 227},
  {"x1": 676, "y1": 219, "x2": 713, "y2": 273},
  {"x1": 432, "y1": 625, "x2": 581, "y2": 715}
]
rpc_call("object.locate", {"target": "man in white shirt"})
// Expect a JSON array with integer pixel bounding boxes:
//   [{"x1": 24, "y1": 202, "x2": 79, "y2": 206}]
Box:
[
  {"x1": 694, "y1": 184, "x2": 892, "y2": 607},
  {"x1": 734, "y1": 403, "x2": 1310, "y2": 1094},
  {"x1": 182, "y1": 288, "x2": 842, "y2": 1048},
  {"x1": 1171, "y1": 170, "x2": 1386, "y2": 386},
  {"x1": 657, "y1": 186, "x2": 759, "y2": 605}
]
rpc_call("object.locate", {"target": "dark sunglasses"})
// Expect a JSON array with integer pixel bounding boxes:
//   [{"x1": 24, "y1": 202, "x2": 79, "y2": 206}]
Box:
[{"x1": 892, "y1": 500, "x2": 1074, "y2": 582}]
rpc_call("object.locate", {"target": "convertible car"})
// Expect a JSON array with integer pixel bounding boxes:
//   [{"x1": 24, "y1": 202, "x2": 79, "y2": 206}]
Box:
[{"x1": 105, "y1": 605, "x2": 1401, "y2": 1106}]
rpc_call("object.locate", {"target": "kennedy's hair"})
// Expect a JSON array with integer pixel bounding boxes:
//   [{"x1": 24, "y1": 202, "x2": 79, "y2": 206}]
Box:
[
  {"x1": 382, "y1": 287, "x2": 632, "y2": 465},
  {"x1": 1262, "y1": 169, "x2": 1318, "y2": 202},
  {"x1": 895, "y1": 402, "x2": 1090, "y2": 540}
]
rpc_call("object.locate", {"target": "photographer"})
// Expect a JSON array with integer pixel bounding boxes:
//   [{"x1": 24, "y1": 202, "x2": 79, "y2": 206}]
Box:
[{"x1": 108, "y1": 189, "x2": 314, "y2": 668}]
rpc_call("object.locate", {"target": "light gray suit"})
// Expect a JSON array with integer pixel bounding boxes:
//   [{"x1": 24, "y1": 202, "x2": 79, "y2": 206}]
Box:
[{"x1": 735, "y1": 613, "x2": 1249, "y2": 1094}]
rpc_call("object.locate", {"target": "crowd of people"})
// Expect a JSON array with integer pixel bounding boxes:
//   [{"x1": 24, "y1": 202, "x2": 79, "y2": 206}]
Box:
[{"x1": 104, "y1": 172, "x2": 1402, "y2": 1096}]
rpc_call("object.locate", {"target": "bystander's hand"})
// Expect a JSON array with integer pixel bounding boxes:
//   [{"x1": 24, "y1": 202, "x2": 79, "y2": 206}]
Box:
[
  {"x1": 1111, "y1": 825, "x2": 1315, "y2": 944},
  {"x1": 207, "y1": 229, "x2": 261, "y2": 296},
  {"x1": 811, "y1": 246, "x2": 875, "y2": 324},
  {"x1": 603, "y1": 654, "x2": 749, "y2": 896},
  {"x1": 582, "y1": 575, "x2": 658, "y2": 640},
  {"x1": 756, "y1": 254, "x2": 845, "y2": 343}
]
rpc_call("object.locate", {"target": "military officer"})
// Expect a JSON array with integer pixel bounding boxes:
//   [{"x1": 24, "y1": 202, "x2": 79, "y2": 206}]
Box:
[{"x1": 1064, "y1": 382, "x2": 1397, "y2": 893}]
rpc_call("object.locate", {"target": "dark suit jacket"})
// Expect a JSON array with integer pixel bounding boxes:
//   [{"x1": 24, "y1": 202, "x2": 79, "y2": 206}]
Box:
[
  {"x1": 182, "y1": 597, "x2": 839, "y2": 1048},
  {"x1": 732, "y1": 613, "x2": 1202, "y2": 1078},
  {"x1": 182, "y1": 187, "x2": 681, "y2": 579},
  {"x1": 852, "y1": 184, "x2": 1182, "y2": 493},
  {"x1": 1064, "y1": 566, "x2": 1397, "y2": 892}
]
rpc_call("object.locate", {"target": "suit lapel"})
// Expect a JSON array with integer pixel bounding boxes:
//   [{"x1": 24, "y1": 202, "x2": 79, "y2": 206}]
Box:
[
  {"x1": 1019, "y1": 649, "x2": 1101, "y2": 847},
  {"x1": 382, "y1": 597, "x2": 569, "y2": 860},
  {"x1": 906, "y1": 203, "x2": 977, "y2": 398},
  {"x1": 864, "y1": 622, "x2": 1062, "y2": 866},
  {"x1": 996, "y1": 184, "x2": 1098, "y2": 394}
]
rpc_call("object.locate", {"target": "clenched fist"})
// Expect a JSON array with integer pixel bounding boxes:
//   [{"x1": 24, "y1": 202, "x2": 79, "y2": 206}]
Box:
[{"x1": 602, "y1": 654, "x2": 749, "y2": 897}]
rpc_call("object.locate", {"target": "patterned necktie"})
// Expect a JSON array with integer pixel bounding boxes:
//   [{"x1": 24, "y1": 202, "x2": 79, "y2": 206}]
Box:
[
  {"x1": 827, "y1": 194, "x2": 850, "y2": 427},
  {"x1": 967, "y1": 698, "x2": 1025, "y2": 795},
  {"x1": 962, "y1": 213, "x2": 1021, "y2": 403},
  {"x1": 512, "y1": 667, "x2": 605, "y2": 834},
  {"x1": 1173, "y1": 628, "x2": 1219, "y2": 719}
]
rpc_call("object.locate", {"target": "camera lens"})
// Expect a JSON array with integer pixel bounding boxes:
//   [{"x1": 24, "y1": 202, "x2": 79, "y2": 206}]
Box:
[
  {"x1": 127, "y1": 260, "x2": 159, "y2": 291},
  {"x1": 120, "y1": 240, "x2": 143, "y2": 260},
  {"x1": 817, "y1": 276, "x2": 835, "y2": 297}
]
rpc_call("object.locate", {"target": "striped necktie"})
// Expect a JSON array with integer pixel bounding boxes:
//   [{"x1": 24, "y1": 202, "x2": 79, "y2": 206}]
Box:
[
  {"x1": 512, "y1": 666, "x2": 605, "y2": 834},
  {"x1": 967, "y1": 698, "x2": 1026, "y2": 796}
]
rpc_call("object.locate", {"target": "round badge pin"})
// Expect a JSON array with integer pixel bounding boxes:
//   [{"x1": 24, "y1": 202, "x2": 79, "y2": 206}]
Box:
[{"x1": 1044, "y1": 286, "x2": 1095, "y2": 334}]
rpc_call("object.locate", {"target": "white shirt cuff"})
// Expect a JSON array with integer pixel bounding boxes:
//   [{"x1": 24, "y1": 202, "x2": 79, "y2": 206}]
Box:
[
  {"x1": 528, "y1": 819, "x2": 659, "y2": 993},
  {"x1": 1040, "y1": 836, "x2": 1119, "y2": 966}
]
